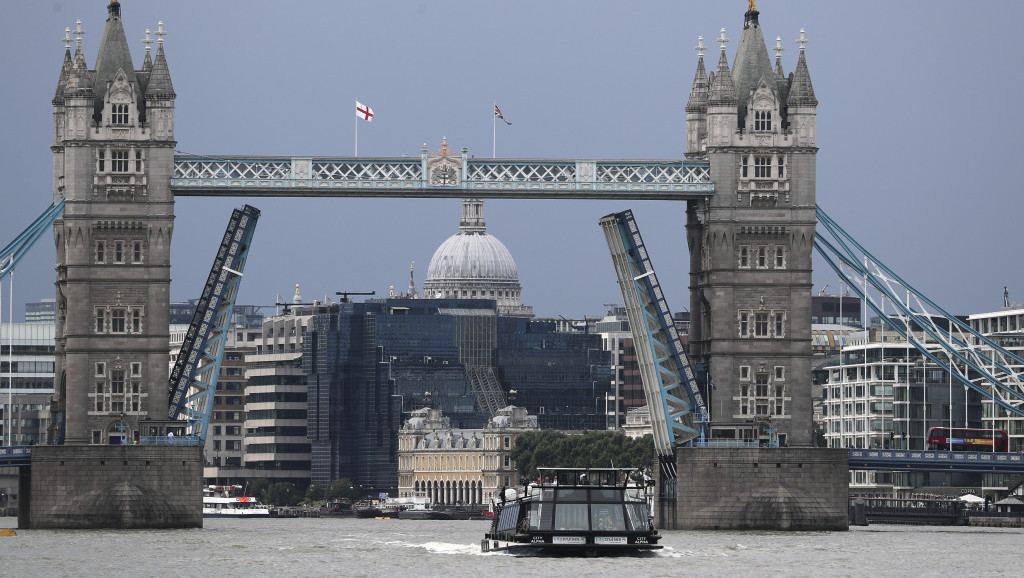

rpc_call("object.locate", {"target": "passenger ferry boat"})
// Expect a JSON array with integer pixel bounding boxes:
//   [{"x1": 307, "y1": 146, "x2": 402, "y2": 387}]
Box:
[
  {"x1": 203, "y1": 485, "x2": 271, "y2": 518},
  {"x1": 481, "y1": 467, "x2": 662, "y2": 556}
]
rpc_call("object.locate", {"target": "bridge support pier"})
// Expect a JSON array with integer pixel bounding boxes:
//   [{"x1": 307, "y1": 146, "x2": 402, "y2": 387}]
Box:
[
  {"x1": 658, "y1": 447, "x2": 849, "y2": 530},
  {"x1": 23, "y1": 445, "x2": 202, "y2": 529}
]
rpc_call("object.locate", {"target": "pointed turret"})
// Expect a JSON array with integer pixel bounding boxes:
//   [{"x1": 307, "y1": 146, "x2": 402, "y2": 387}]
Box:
[
  {"x1": 53, "y1": 28, "x2": 74, "y2": 106},
  {"x1": 787, "y1": 30, "x2": 817, "y2": 107},
  {"x1": 731, "y1": 3, "x2": 777, "y2": 126},
  {"x1": 93, "y1": 1, "x2": 139, "y2": 120},
  {"x1": 786, "y1": 29, "x2": 817, "y2": 147},
  {"x1": 145, "y1": 22, "x2": 175, "y2": 100},
  {"x1": 685, "y1": 36, "x2": 710, "y2": 156},
  {"x1": 707, "y1": 33, "x2": 737, "y2": 106}
]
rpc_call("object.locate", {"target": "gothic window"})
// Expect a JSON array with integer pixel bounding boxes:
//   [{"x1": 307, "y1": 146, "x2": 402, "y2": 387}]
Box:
[
  {"x1": 739, "y1": 311, "x2": 750, "y2": 337},
  {"x1": 130, "y1": 308, "x2": 143, "y2": 333},
  {"x1": 774, "y1": 366, "x2": 786, "y2": 380},
  {"x1": 94, "y1": 307, "x2": 106, "y2": 333},
  {"x1": 135, "y1": 151, "x2": 143, "y2": 172},
  {"x1": 740, "y1": 365, "x2": 750, "y2": 381},
  {"x1": 95, "y1": 362, "x2": 106, "y2": 377},
  {"x1": 111, "y1": 308, "x2": 126, "y2": 333},
  {"x1": 754, "y1": 110, "x2": 772, "y2": 131},
  {"x1": 95, "y1": 241, "x2": 106, "y2": 263},
  {"x1": 754, "y1": 156, "x2": 771, "y2": 178},
  {"x1": 96, "y1": 399, "x2": 104, "y2": 412},
  {"x1": 778, "y1": 155, "x2": 785, "y2": 178},
  {"x1": 132, "y1": 240, "x2": 143, "y2": 263},
  {"x1": 755, "y1": 374, "x2": 769, "y2": 397},
  {"x1": 739, "y1": 245, "x2": 750, "y2": 268},
  {"x1": 111, "y1": 370, "x2": 125, "y2": 394},
  {"x1": 98, "y1": 150, "x2": 105, "y2": 172},
  {"x1": 773, "y1": 311, "x2": 786, "y2": 338},
  {"x1": 114, "y1": 241, "x2": 125, "y2": 264},
  {"x1": 757, "y1": 245, "x2": 768, "y2": 268},
  {"x1": 111, "y1": 103, "x2": 129, "y2": 125},
  {"x1": 740, "y1": 155, "x2": 748, "y2": 178},
  {"x1": 755, "y1": 312, "x2": 769, "y2": 337},
  {"x1": 774, "y1": 246, "x2": 786, "y2": 268},
  {"x1": 112, "y1": 150, "x2": 129, "y2": 172}
]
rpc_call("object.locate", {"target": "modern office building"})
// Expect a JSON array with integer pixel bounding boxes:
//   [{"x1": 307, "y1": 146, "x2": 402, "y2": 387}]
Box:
[
  {"x1": 821, "y1": 304, "x2": 1024, "y2": 494},
  {"x1": 24, "y1": 299, "x2": 56, "y2": 324},
  {"x1": 0, "y1": 322, "x2": 55, "y2": 515}
]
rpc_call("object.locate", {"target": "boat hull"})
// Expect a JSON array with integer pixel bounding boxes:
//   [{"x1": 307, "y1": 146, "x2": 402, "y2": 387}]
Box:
[{"x1": 481, "y1": 537, "x2": 662, "y2": 556}]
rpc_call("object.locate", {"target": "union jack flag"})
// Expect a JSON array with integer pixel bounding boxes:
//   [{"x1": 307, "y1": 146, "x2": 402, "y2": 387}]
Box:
[{"x1": 494, "y1": 104, "x2": 511, "y2": 125}]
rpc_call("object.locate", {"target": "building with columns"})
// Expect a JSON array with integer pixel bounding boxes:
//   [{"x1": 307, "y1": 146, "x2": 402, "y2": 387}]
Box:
[
  {"x1": 50, "y1": 1, "x2": 176, "y2": 444},
  {"x1": 397, "y1": 406, "x2": 537, "y2": 506},
  {"x1": 684, "y1": 4, "x2": 817, "y2": 446}
]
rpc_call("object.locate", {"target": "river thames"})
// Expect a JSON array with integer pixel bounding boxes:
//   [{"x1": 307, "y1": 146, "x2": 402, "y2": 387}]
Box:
[{"x1": 3, "y1": 517, "x2": 1021, "y2": 577}]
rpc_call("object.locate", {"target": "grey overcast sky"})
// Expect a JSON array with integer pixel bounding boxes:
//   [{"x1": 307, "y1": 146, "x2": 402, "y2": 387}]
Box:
[{"x1": 2, "y1": 1, "x2": 1021, "y2": 321}]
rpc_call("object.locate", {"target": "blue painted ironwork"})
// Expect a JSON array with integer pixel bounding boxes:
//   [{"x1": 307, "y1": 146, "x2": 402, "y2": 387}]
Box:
[
  {"x1": 171, "y1": 154, "x2": 714, "y2": 200},
  {"x1": 849, "y1": 448, "x2": 1024, "y2": 473},
  {"x1": 1, "y1": 199, "x2": 65, "y2": 282},
  {"x1": 600, "y1": 210, "x2": 709, "y2": 468},
  {"x1": 0, "y1": 445, "x2": 31, "y2": 467},
  {"x1": 815, "y1": 205, "x2": 1024, "y2": 417},
  {"x1": 167, "y1": 205, "x2": 261, "y2": 443}
]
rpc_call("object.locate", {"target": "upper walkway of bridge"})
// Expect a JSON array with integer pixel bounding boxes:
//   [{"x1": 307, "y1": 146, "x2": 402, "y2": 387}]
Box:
[{"x1": 171, "y1": 145, "x2": 714, "y2": 200}]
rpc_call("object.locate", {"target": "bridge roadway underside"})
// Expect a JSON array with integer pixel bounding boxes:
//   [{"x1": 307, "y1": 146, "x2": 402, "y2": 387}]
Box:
[
  {"x1": 659, "y1": 447, "x2": 849, "y2": 531},
  {"x1": 21, "y1": 445, "x2": 203, "y2": 529}
]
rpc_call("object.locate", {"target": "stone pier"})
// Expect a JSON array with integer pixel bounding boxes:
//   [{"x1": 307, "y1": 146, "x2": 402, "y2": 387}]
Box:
[
  {"x1": 658, "y1": 447, "x2": 849, "y2": 531},
  {"x1": 21, "y1": 445, "x2": 202, "y2": 529}
]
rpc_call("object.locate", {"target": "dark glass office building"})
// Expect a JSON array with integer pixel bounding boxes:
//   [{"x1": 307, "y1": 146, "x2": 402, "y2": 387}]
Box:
[{"x1": 305, "y1": 297, "x2": 613, "y2": 490}]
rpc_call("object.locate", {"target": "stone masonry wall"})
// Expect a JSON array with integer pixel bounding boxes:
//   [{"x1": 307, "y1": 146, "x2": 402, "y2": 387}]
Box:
[
  {"x1": 24, "y1": 445, "x2": 202, "y2": 529},
  {"x1": 661, "y1": 447, "x2": 848, "y2": 530}
]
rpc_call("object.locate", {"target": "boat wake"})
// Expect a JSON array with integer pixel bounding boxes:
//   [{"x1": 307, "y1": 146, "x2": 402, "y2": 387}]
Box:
[{"x1": 418, "y1": 541, "x2": 483, "y2": 555}]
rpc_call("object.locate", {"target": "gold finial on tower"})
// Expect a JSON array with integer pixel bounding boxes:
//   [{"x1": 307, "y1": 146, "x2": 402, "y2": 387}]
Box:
[{"x1": 748, "y1": 0, "x2": 757, "y2": 12}]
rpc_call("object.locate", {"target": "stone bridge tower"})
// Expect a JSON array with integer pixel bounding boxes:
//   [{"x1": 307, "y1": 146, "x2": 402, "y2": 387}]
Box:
[
  {"x1": 685, "y1": 5, "x2": 817, "y2": 446},
  {"x1": 50, "y1": 2, "x2": 175, "y2": 444}
]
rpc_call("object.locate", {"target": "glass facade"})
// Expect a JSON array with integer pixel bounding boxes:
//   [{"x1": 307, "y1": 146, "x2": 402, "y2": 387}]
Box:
[{"x1": 305, "y1": 298, "x2": 614, "y2": 491}]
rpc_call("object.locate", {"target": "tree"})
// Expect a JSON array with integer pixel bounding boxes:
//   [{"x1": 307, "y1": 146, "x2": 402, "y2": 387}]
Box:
[
  {"x1": 305, "y1": 483, "x2": 326, "y2": 504},
  {"x1": 264, "y1": 482, "x2": 303, "y2": 507},
  {"x1": 510, "y1": 430, "x2": 655, "y2": 479},
  {"x1": 327, "y1": 478, "x2": 361, "y2": 502}
]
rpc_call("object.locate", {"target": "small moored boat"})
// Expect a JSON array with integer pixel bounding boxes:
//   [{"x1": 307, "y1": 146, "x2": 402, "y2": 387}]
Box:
[{"x1": 481, "y1": 467, "x2": 662, "y2": 556}]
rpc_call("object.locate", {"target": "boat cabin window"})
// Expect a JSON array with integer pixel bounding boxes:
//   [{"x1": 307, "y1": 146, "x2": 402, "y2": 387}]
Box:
[
  {"x1": 555, "y1": 488, "x2": 587, "y2": 501},
  {"x1": 554, "y1": 503, "x2": 589, "y2": 531},
  {"x1": 591, "y1": 488, "x2": 621, "y2": 502},
  {"x1": 624, "y1": 502, "x2": 650, "y2": 531},
  {"x1": 591, "y1": 505, "x2": 626, "y2": 531}
]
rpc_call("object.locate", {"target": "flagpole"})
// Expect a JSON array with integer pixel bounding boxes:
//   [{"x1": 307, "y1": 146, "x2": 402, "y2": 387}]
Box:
[
  {"x1": 492, "y1": 100, "x2": 496, "y2": 158},
  {"x1": 354, "y1": 110, "x2": 358, "y2": 157}
]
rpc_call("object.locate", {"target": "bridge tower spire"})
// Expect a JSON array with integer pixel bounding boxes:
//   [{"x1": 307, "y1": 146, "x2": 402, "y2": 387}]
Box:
[
  {"x1": 685, "y1": 5, "x2": 818, "y2": 446},
  {"x1": 51, "y1": 2, "x2": 176, "y2": 444}
]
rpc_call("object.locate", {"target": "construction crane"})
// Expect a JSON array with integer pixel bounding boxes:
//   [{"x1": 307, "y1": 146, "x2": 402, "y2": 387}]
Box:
[
  {"x1": 599, "y1": 210, "x2": 709, "y2": 486},
  {"x1": 336, "y1": 290, "x2": 376, "y2": 303},
  {"x1": 167, "y1": 204, "x2": 260, "y2": 443}
]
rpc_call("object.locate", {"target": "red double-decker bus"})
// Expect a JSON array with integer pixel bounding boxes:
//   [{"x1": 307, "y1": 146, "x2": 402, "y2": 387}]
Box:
[{"x1": 926, "y1": 427, "x2": 1008, "y2": 452}]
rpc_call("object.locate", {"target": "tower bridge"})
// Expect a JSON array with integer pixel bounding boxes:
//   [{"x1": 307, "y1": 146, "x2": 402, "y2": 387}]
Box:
[{"x1": 6, "y1": 1, "x2": 1023, "y2": 530}]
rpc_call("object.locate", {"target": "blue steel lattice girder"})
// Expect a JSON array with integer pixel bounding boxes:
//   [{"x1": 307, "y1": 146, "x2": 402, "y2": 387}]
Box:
[
  {"x1": 168, "y1": 206, "x2": 260, "y2": 442},
  {"x1": 1, "y1": 199, "x2": 65, "y2": 281},
  {"x1": 600, "y1": 210, "x2": 708, "y2": 455},
  {"x1": 814, "y1": 205, "x2": 1024, "y2": 417}
]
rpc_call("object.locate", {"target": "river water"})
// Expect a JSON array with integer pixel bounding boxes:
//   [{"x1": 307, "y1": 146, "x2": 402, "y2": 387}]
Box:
[{"x1": 3, "y1": 516, "x2": 1021, "y2": 577}]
